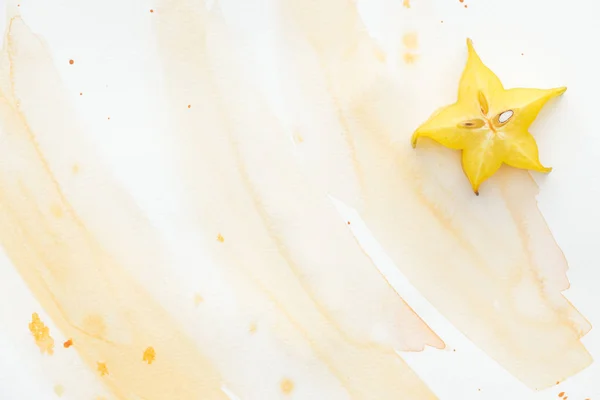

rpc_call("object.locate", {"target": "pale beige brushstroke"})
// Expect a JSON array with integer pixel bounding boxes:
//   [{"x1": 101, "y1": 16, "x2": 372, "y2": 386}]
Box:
[
  {"x1": 274, "y1": 0, "x2": 592, "y2": 390},
  {"x1": 153, "y1": 0, "x2": 438, "y2": 398},
  {"x1": 205, "y1": 4, "x2": 443, "y2": 352},
  {"x1": 0, "y1": 16, "x2": 228, "y2": 400}
]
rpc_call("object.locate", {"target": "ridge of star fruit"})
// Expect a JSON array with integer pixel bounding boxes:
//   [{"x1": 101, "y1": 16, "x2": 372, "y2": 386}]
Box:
[{"x1": 411, "y1": 38, "x2": 566, "y2": 195}]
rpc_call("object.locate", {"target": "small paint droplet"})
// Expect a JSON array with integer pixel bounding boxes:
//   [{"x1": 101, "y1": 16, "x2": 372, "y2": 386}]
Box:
[
  {"x1": 217, "y1": 233, "x2": 224, "y2": 242},
  {"x1": 143, "y1": 346, "x2": 156, "y2": 364},
  {"x1": 403, "y1": 52, "x2": 418, "y2": 64},
  {"x1": 280, "y1": 378, "x2": 294, "y2": 395},
  {"x1": 187, "y1": 104, "x2": 191, "y2": 109},
  {"x1": 69, "y1": 59, "x2": 74, "y2": 65},
  {"x1": 72, "y1": 164, "x2": 80, "y2": 174},
  {"x1": 249, "y1": 323, "x2": 257, "y2": 334},
  {"x1": 54, "y1": 384, "x2": 65, "y2": 397},
  {"x1": 402, "y1": 0, "x2": 411, "y2": 8},
  {"x1": 293, "y1": 133, "x2": 304, "y2": 143},
  {"x1": 402, "y1": 33, "x2": 419, "y2": 50},
  {"x1": 150, "y1": 9, "x2": 154, "y2": 13},
  {"x1": 29, "y1": 313, "x2": 54, "y2": 355},
  {"x1": 97, "y1": 362, "x2": 109, "y2": 376},
  {"x1": 464, "y1": 4, "x2": 468, "y2": 8},
  {"x1": 558, "y1": 392, "x2": 565, "y2": 398},
  {"x1": 63, "y1": 339, "x2": 73, "y2": 348},
  {"x1": 79, "y1": 92, "x2": 83, "y2": 96},
  {"x1": 194, "y1": 294, "x2": 204, "y2": 305},
  {"x1": 107, "y1": 117, "x2": 110, "y2": 120},
  {"x1": 347, "y1": 221, "x2": 351, "y2": 225}
]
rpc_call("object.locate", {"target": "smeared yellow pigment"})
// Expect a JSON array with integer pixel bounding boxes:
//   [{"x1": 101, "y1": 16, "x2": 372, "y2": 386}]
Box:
[
  {"x1": 143, "y1": 347, "x2": 156, "y2": 364},
  {"x1": 28, "y1": 313, "x2": 54, "y2": 355},
  {"x1": 0, "y1": 16, "x2": 227, "y2": 400},
  {"x1": 412, "y1": 39, "x2": 564, "y2": 194},
  {"x1": 97, "y1": 362, "x2": 109, "y2": 376},
  {"x1": 280, "y1": 378, "x2": 294, "y2": 394},
  {"x1": 54, "y1": 384, "x2": 65, "y2": 396}
]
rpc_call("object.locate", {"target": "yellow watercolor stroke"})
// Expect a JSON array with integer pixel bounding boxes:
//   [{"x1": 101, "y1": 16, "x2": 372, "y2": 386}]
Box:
[
  {"x1": 271, "y1": 0, "x2": 592, "y2": 390},
  {"x1": 152, "y1": 0, "x2": 439, "y2": 398},
  {"x1": 0, "y1": 16, "x2": 227, "y2": 400}
]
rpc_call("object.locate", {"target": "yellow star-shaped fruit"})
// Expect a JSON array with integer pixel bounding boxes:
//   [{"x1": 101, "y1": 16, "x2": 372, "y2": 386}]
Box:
[{"x1": 411, "y1": 39, "x2": 566, "y2": 195}]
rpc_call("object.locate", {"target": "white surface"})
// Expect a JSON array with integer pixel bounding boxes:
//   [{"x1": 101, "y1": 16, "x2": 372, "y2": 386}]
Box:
[{"x1": 0, "y1": 0, "x2": 599, "y2": 399}]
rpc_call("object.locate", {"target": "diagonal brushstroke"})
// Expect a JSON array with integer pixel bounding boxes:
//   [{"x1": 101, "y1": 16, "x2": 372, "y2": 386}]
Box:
[
  {"x1": 0, "y1": 16, "x2": 229, "y2": 400},
  {"x1": 250, "y1": 0, "x2": 591, "y2": 390},
  {"x1": 152, "y1": 0, "x2": 441, "y2": 398}
]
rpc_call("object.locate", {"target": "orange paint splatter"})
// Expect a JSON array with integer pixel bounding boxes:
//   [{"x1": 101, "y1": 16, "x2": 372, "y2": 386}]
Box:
[
  {"x1": 97, "y1": 362, "x2": 109, "y2": 376},
  {"x1": 558, "y1": 392, "x2": 565, "y2": 397},
  {"x1": 217, "y1": 233, "x2": 224, "y2": 242},
  {"x1": 63, "y1": 339, "x2": 73, "y2": 348},
  {"x1": 79, "y1": 92, "x2": 83, "y2": 96},
  {"x1": 28, "y1": 313, "x2": 54, "y2": 355},
  {"x1": 150, "y1": 9, "x2": 154, "y2": 13},
  {"x1": 280, "y1": 378, "x2": 294, "y2": 395},
  {"x1": 68, "y1": 59, "x2": 74, "y2": 65},
  {"x1": 143, "y1": 346, "x2": 156, "y2": 364},
  {"x1": 187, "y1": 104, "x2": 191, "y2": 109}
]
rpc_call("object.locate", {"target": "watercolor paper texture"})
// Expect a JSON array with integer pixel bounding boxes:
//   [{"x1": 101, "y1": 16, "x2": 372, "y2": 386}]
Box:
[{"x1": 1, "y1": 0, "x2": 599, "y2": 399}]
